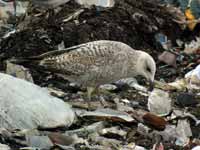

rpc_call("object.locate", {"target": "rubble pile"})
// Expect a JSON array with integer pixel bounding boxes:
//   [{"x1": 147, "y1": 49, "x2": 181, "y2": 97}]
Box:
[{"x1": 0, "y1": 0, "x2": 199, "y2": 149}]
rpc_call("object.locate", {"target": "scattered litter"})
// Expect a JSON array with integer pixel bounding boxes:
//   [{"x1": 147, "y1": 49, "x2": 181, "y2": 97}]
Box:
[
  {"x1": 152, "y1": 142, "x2": 164, "y2": 150},
  {"x1": 120, "y1": 143, "x2": 147, "y2": 150},
  {"x1": 192, "y1": 146, "x2": 200, "y2": 150},
  {"x1": 80, "y1": 108, "x2": 135, "y2": 123},
  {"x1": 75, "y1": 0, "x2": 115, "y2": 8},
  {"x1": 116, "y1": 78, "x2": 147, "y2": 92},
  {"x1": 89, "y1": 133, "x2": 122, "y2": 148},
  {"x1": 137, "y1": 123, "x2": 150, "y2": 136},
  {"x1": 158, "y1": 51, "x2": 177, "y2": 67},
  {"x1": 176, "y1": 92, "x2": 198, "y2": 107},
  {"x1": 48, "y1": 133, "x2": 86, "y2": 146},
  {"x1": 175, "y1": 119, "x2": 192, "y2": 146},
  {"x1": 170, "y1": 110, "x2": 200, "y2": 126},
  {"x1": 6, "y1": 62, "x2": 34, "y2": 82},
  {"x1": 0, "y1": 143, "x2": 11, "y2": 150},
  {"x1": 148, "y1": 89, "x2": 172, "y2": 116},
  {"x1": 0, "y1": 0, "x2": 28, "y2": 19},
  {"x1": 168, "y1": 79, "x2": 187, "y2": 91},
  {"x1": 167, "y1": 65, "x2": 200, "y2": 91},
  {"x1": 65, "y1": 121, "x2": 105, "y2": 136},
  {"x1": 155, "y1": 33, "x2": 171, "y2": 50},
  {"x1": 142, "y1": 113, "x2": 167, "y2": 130},
  {"x1": 100, "y1": 84, "x2": 117, "y2": 91},
  {"x1": 151, "y1": 125, "x2": 177, "y2": 142},
  {"x1": 184, "y1": 37, "x2": 200, "y2": 54},
  {"x1": 99, "y1": 126, "x2": 127, "y2": 138},
  {"x1": 185, "y1": 64, "x2": 200, "y2": 89},
  {"x1": 26, "y1": 136, "x2": 53, "y2": 149}
]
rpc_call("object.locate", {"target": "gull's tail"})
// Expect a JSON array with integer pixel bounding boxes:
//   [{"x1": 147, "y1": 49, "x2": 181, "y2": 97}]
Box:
[{"x1": 8, "y1": 57, "x2": 41, "y2": 67}]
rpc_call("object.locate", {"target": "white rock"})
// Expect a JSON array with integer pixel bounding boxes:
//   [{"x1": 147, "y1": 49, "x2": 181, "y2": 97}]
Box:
[
  {"x1": 0, "y1": 73, "x2": 75, "y2": 130},
  {"x1": 148, "y1": 89, "x2": 172, "y2": 116}
]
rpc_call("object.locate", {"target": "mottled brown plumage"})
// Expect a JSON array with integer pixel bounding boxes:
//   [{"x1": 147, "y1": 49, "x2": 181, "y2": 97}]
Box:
[
  {"x1": 31, "y1": 40, "x2": 155, "y2": 88},
  {"x1": 12, "y1": 40, "x2": 156, "y2": 103}
]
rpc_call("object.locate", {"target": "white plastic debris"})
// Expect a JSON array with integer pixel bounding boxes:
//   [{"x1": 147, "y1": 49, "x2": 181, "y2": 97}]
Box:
[
  {"x1": 185, "y1": 64, "x2": 200, "y2": 89},
  {"x1": 0, "y1": 73, "x2": 75, "y2": 129},
  {"x1": 0, "y1": 1, "x2": 13, "y2": 20},
  {"x1": 184, "y1": 37, "x2": 200, "y2": 54},
  {"x1": 120, "y1": 143, "x2": 147, "y2": 150},
  {"x1": 175, "y1": 119, "x2": 192, "y2": 146},
  {"x1": 99, "y1": 84, "x2": 117, "y2": 91},
  {"x1": 148, "y1": 89, "x2": 172, "y2": 116},
  {"x1": 192, "y1": 146, "x2": 200, "y2": 150},
  {"x1": 99, "y1": 126, "x2": 127, "y2": 137},
  {"x1": 75, "y1": 0, "x2": 115, "y2": 8},
  {"x1": 2, "y1": 29, "x2": 16, "y2": 39},
  {"x1": 0, "y1": 1, "x2": 28, "y2": 19},
  {"x1": 116, "y1": 78, "x2": 147, "y2": 92},
  {"x1": 152, "y1": 125, "x2": 177, "y2": 142},
  {"x1": 167, "y1": 65, "x2": 200, "y2": 91},
  {"x1": 80, "y1": 108, "x2": 135, "y2": 122},
  {"x1": 137, "y1": 123, "x2": 150, "y2": 136},
  {"x1": 134, "y1": 146, "x2": 147, "y2": 150},
  {"x1": 171, "y1": 110, "x2": 200, "y2": 126},
  {"x1": 15, "y1": 1, "x2": 29, "y2": 16},
  {"x1": 26, "y1": 136, "x2": 53, "y2": 149},
  {"x1": 58, "y1": 41, "x2": 65, "y2": 50}
]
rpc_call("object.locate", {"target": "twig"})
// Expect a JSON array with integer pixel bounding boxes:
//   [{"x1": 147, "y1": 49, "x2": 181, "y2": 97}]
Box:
[{"x1": 62, "y1": 9, "x2": 84, "y2": 23}]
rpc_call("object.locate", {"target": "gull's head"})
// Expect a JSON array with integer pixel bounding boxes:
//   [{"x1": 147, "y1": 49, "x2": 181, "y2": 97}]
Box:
[{"x1": 135, "y1": 51, "x2": 156, "y2": 91}]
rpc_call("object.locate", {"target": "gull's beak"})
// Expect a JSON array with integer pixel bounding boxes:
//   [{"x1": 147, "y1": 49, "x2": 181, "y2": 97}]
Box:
[{"x1": 148, "y1": 80, "x2": 154, "y2": 92}]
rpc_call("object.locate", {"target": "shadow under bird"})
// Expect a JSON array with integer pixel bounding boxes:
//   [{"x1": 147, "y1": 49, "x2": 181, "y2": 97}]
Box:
[{"x1": 11, "y1": 40, "x2": 156, "y2": 101}]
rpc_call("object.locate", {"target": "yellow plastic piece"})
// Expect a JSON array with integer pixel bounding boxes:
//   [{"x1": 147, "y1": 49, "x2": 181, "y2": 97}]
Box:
[{"x1": 185, "y1": 8, "x2": 197, "y2": 31}]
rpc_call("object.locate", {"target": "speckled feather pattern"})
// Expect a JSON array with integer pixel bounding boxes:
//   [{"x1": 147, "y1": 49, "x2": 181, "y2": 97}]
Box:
[{"x1": 37, "y1": 40, "x2": 141, "y2": 87}]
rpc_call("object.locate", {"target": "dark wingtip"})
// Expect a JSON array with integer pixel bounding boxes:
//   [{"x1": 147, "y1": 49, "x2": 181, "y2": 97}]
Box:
[{"x1": 9, "y1": 58, "x2": 30, "y2": 64}]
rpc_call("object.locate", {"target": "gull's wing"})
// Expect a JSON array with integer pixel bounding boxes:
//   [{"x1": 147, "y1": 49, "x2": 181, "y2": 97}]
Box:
[{"x1": 38, "y1": 41, "x2": 124, "y2": 76}]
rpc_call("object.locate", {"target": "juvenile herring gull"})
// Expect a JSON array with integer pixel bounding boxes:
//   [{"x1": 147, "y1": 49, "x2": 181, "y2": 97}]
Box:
[{"x1": 12, "y1": 40, "x2": 156, "y2": 101}]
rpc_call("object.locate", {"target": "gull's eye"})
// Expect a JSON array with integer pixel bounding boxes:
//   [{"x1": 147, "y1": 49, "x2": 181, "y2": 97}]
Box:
[{"x1": 146, "y1": 66, "x2": 151, "y2": 73}]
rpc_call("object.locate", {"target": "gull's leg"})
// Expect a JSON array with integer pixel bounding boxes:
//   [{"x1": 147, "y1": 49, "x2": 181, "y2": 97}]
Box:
[
  {"x1": 86, "y1": 86, "x2": 95, "y2": 110},
  {"x1": 13, "y1": 0, "x2": 17, "y2": 28}
]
